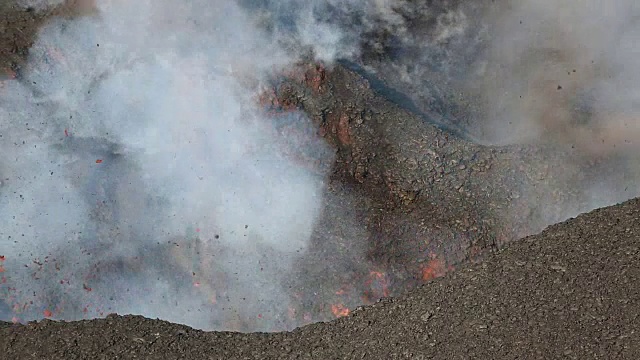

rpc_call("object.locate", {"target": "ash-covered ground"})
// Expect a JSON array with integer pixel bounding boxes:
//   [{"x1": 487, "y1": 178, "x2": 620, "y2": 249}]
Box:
[
  {"x1": 0, "y1": 0, "x2": 639, "y2": 350},
  {"x1": 3, "y1": 196, "x2": 640, "y2": 359}
]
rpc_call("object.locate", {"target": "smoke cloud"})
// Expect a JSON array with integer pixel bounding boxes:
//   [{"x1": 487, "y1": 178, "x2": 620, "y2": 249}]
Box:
[
  {"x1": 475, "y1": 0, "x2": 640, "y2": 152},
  {"x1": 259, "y1": 0, "x2": 640, "y2": 156},
  {"x1": 241, "y1": 0, "x2": 640, "y2": 252},
  {"x1": 469, "y1": 0, "x2": 640, "y2": 228},
  {"x1": 262, "y1": 0, "x2": 640, "y2": 223},
  {"x1": 1, "y1": 0, "x2": 333, "y2": 331}
]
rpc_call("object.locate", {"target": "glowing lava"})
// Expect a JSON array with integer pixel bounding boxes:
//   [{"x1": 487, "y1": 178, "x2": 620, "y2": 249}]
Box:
[
  {"x1": 421, "y1": 256, "x2": 447, "y2": 281},
  {"x1": 331, "y1": 303, "x2": 350, "y2": 318}
]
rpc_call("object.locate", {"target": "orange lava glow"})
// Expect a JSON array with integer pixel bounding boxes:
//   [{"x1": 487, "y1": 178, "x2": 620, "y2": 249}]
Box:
[
  {"x1": 304, "y1": 64, "x2": 326, "y2": 93},
  {"x1": 421, "y1": 257, "x2": 447, "y2": 281},
  {"x1": 331, "y1": 303, "x2": 350, "y2": 318}
]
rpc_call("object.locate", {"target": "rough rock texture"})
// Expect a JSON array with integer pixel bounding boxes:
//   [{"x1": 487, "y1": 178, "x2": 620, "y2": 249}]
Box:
[
  {"x1": 276, "y1": 62, "x2": 621, "y2": 311},
  {"x1": 0, "y1": 1, "x2": 96, "y2": 78},
  {"x1": 2, "y1": 198, "x2": 639, "y2": 359}
]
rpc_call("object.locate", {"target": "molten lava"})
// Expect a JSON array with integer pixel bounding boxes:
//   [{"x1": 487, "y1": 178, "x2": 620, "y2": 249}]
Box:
[
  {"x1": 421, "y1": 257, "x2": 447, "y2": 281},
  {"x1": 331, "y1": 303, "x2": 350, "y2": 318}
]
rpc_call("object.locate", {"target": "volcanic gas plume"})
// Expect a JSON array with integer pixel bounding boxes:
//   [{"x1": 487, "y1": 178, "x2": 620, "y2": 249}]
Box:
[
  {"x1": 256, "y1": 0, "x2": 640, "y2": 228},
  {"x1": 468, "y1": 0, "x2": 640, "y2": 227},
  {"x1": 1, "y1": 0, "x2": 640, "y2": 332},
  {"x1": 0, "y1": 0, "x2": 335, "y2": 331}
]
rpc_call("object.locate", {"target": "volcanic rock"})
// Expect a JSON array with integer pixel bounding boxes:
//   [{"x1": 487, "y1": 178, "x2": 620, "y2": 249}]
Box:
[{"x1": 2, "y1": 196, "x2": 639, "y2": 359}]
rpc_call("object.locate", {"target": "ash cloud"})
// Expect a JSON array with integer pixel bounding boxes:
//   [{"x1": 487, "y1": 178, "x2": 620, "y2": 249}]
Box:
[
  {"x1": 476, "y1": 0, "x2": 640, "y2": 152},
  {"x1": 293, "y1": 0, "x2": 470, "y2": 65},
  {"x1": 259, "y1": 0, "x2": 640, "y2": 221},
  {"x1": 470, "y1": 0, "x2": 640, "y2": 226},
  {"x1": 1, "y1": 0, "x2": 332, "y2": 331},
  {"x1": 256, "y1": 0, "x2": 640, "y2": 156}
]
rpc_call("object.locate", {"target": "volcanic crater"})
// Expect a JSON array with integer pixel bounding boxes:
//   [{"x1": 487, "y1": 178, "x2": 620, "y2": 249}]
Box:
[{"x1": 1, "y1": 1, "x2": 640, "y2": 359}]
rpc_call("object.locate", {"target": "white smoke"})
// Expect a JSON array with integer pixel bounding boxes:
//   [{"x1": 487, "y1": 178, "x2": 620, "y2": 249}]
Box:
[
  {"x1": 465, "y1": 0, "x2": 640, "y2": 233},
  {"x1": 474, "y1": 0, "x2": 640, "y2": 152},
  {"x1": 0, "y1": 0, "x2": 332, "y2": 331},
  {"x1": 244, "y1": 0, "x2": 640, "y2": 245},
  {"x1": 17, "y1": 0, "x2": 66, "y2": 10}
]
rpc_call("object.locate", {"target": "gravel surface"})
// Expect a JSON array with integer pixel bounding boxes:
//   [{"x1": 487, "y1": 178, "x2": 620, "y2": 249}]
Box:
[{"x1": 2, "y1": 198, "x2": 639, "y2": 359}]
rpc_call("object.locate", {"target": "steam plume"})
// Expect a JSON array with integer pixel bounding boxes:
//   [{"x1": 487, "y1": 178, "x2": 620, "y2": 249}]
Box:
[
  {"x1": 1, "y1": 0, "x2": 332, "y2": 331},
  {"x1": 477, "y1": 0, "x2": 640, "y2": 154},
  {"x1": 472, "y1": 0, "x2": 640, "y2": 228}
]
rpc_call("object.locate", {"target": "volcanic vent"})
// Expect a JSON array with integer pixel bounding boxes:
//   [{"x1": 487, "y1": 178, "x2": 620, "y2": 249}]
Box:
[{"x1": 2, "y1": 0, "x2": 640, "y2": 332}]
